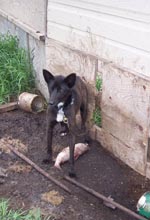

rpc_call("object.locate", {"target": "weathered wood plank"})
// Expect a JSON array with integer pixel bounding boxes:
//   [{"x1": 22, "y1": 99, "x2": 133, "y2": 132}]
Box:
[
  {"x1": 46, "y1": 39, "x2": 97, "y2": 82},
  {"x1": 101, "y1": 64, "x2": 150, "y2": 129},
  {"x1": 102, "y1": 111, "x2": 147, "y2": 151},
  {"x1": 0, "y1": 102, "x2": 18, "y2": 113},
  {"x1": 146, "y1": 162, "x2": 150, "y2": 179},
  {"x1": 95, "y1": 125, "x2": 146, "y2": 175},
  {"x1": 98, "y1": 63, "x2": 150, "y2": 176}
]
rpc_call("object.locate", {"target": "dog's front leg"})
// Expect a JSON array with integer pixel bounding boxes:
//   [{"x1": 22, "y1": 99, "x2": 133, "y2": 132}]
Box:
[
  {"x1": 47, "y1": 121, "x2": 55, "y2": 155},
  {"x1": 43, "y1": 121, "x2": 55, "y2": 164},
  {"x1": 69, "y1": 132, "x2": 76, "y2": 177},
  {"x1": 67, "y1": 114, "x2": 76, "y2": 177},
  {"x1": 43, "y1": 107, "x2": 56, "y2": 164}
]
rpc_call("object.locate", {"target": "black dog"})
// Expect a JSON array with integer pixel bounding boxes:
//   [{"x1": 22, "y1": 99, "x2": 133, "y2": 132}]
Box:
[{"x1": 43, "y1": 69, "x2": 88, "y2": 177}]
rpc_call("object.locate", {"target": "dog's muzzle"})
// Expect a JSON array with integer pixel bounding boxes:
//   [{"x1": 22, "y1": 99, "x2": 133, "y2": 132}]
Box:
[{"x1": 49, "y1": 101, "x2": 55, "y2": 106}]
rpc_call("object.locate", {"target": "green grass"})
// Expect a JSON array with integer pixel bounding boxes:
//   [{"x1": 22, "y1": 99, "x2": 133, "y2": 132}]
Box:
[
  {"x1": 0, "y1": 199, "x2": 54, "y2": 220},
  {"x1": 95, "y1": 74, "x2": 102, "y2": 92},
  {"x1": 0, "y1": 34, "x2": 35, "y2": 104},
  {"x1": 93, "y1": 107, "x2": 101, "y2": 127},
  {"x1": 94, "y1": 74, "x2": 102, "y2": 127}
]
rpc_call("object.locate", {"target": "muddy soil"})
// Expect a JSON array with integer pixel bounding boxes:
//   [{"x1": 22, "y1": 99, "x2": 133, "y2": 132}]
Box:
[{"x1": 0, "y1": 109, "x2": 150, "y2": 220}]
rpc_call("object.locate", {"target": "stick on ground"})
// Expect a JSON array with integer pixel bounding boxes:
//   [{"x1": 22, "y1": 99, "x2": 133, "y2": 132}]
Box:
[
  {"x1": 64, "y1": 175, "x2": 148, "y2": 220},
  {"x1": 0, "y1": 102, "x2": 18, "y2": 113},
  {"x1": 8, "y1": 145, "x2": 71, "y2": 194}
]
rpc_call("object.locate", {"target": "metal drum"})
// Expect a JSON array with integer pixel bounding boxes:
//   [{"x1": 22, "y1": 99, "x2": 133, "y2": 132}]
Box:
[{"x1": 137, "y1": 191, "x2": 150, "y2": 218}]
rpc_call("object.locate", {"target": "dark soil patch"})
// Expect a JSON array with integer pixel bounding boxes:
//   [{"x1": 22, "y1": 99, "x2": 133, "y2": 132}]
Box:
[{"x1": 0, "y1": 109, "x2": 149, "y2": 220}]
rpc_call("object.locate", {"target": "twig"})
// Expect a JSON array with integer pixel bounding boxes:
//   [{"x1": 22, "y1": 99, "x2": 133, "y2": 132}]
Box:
[
  {"x1": 64, "y1": 175, "x2": 147, "y2": 220},
  {"x1": 8, "y1": 145, "x2": 71, "y2": 194}
]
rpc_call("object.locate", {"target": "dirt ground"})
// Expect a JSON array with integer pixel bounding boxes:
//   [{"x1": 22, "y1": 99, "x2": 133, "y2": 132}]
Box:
[{"x1": 0, "y1": 109, "x2": 150, "y2": 220}]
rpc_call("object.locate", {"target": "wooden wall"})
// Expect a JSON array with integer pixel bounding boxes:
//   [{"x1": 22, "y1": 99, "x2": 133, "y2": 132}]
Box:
[
  {"x1": 98, "y1": 62, "x2": 150, "y2": 176},
  {"x1": 46, "y1": 0, "x2": 150, "y2": 177},
  {"x1": 0, "y1": 0, "x2": 150, "y2": 177}
]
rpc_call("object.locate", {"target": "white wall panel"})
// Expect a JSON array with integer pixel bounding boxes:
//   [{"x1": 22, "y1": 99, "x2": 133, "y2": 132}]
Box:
[
  {"x1": 0, "y1": 0, "x2": 47, "y2": 33},
  {"x1": 47, "y1": 0, "x2": 150, "y2": 76}
]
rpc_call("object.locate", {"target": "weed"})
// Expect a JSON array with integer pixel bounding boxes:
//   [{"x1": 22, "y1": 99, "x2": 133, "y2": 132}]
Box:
[
  {"x1": 93, "y1": 107, "x2": 101, "y2": 127},
  {"x1": 95, "y1": 74, "x2": 102, "y2": 92},
  {"x1": 0, "y1": 199, "x2": 55, "y2": 220},
  {"x1": 0, "y1": 34, "x2": 35, "y2": 104}
]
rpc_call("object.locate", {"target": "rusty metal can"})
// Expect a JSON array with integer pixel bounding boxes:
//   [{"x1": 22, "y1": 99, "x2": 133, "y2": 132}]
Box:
[
  {"x1": 18, "y1": 92, "x2": 44, "y2": 113},
  {"x1": 137, "y1": 191, "x2": 150, "y2": 218}
]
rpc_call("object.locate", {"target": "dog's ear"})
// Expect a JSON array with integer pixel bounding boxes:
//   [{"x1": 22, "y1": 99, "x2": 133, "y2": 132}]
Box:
[
  {"x1": 43, "y1": 69, "x2": 54, "y2": 84},
  {"x1": 64, "y1": 73, "x2": 76, "y2": 88}
]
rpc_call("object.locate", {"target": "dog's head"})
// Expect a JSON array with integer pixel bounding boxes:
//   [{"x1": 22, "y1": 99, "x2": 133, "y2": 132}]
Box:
[{"x1": 43, "y1": 69, "x2": 76, "y2": 107}]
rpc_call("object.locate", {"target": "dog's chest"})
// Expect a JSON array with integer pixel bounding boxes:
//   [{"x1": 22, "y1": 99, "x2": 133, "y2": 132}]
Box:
[
  {"x1": 56, "y1": 108, "x2": 65, "y2": 122},
  {"x1": 56, "y1": 102, "x2": 66, "y2": 122},
  {"x1": 56, "y1": 98, "x2": 74, "y2": 123}
]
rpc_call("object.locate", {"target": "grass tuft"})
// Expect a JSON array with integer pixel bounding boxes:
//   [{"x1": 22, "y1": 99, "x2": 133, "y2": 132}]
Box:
[
  {"x1": 0, "y1": 199, "x2": 55, "y2": 220},
  {"x1": 93, "y1": 107, "x2": 101, "y2": 127},
  {"x1": 0, "y1": 34, "x2": 35, "y2": 104},
  {"x1": 95, "y1": 74, "x2": 102, "y2": 92}
]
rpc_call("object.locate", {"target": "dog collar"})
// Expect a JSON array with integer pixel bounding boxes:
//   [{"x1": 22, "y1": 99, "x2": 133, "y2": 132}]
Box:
[
  {"x1": 57, "y1": 102, "x2": 64, "y2": 109},
  {"x1": 70, "y1": 98, "x2": 74, "y2": 105},
  {"x1": 49, "y1": 96, "x2": 74, "y2": 123}
]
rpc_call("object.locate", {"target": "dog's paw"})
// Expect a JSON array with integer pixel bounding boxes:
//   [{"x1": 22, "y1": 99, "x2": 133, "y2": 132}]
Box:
[
  {"x1": 69, "y1": 170, "x2": 76, "y2": 178},
  {"x1": 42, "y1": 158, "x2": 52, "y2": 164}
]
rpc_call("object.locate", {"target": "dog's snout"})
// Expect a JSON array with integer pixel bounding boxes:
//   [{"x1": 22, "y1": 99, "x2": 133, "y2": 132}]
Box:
[{"x1": 49, "y1": 101, "x2": 54, "y2": 105}]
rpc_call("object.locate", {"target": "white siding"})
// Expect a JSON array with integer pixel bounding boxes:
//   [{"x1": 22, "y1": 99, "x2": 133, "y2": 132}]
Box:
[
  {"x1": 0, "y1": 0, "x2": 46, "y2": 33},
  {"x1": 47, "y1": 0, "x2": 150, "y2": 76}
]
